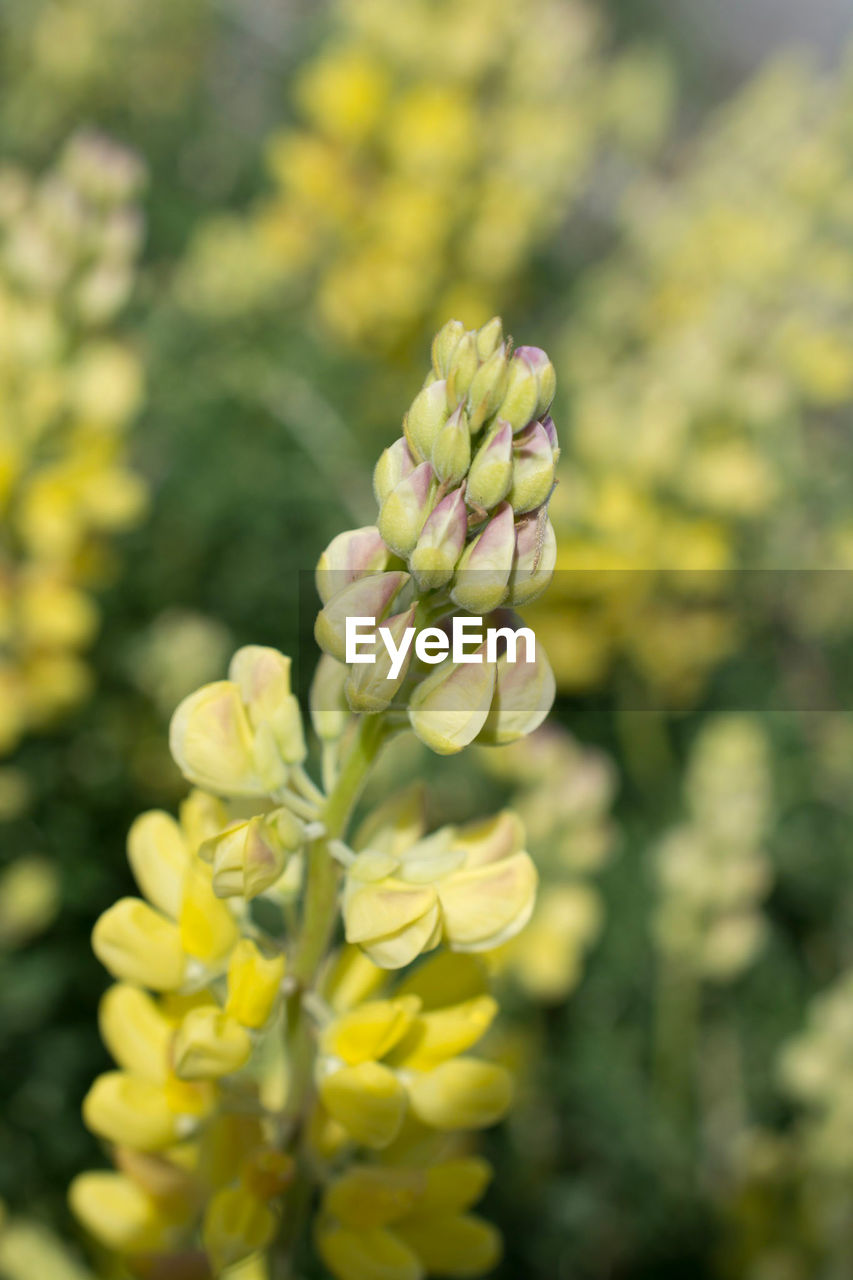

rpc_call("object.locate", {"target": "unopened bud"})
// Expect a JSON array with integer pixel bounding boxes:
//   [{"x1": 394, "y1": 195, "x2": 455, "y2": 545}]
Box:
[
  {"x1": 345, "y1": 605, "x2": 417, "y2": 713},
  {"x1": 541, "y1": 414, "x2": 560, "y2": 462},
  {"x1": 226, "y1": 938, "x2": 286, "y2": 1030},
  {"x1": 466, "y1": 419, "x2": 513, "y2": 511},
  {"x1": 446, "y1": 332, "x2": 479, "y2": 405},
  {"x1": 475, "y1": 316, "x2": 504, "y2": 361},
  {"x1": 172, "y1": 1006, "x2": 252, "y2": 1081},
  {"x1": 229, "y1": 646, "x2": 305, "y2": 768},
  {"x1": 315, "y1": 571, "x2": 410, "y2": 663},
  {"x1": 408, "y1": 649, "x2": 497, "y2": 755},
  {"x1": 451, "y1": 502, "x2": 515, "y2": 613},
  {"x1": 309, "y1": 654, "x2": 350, "y2": 741},
  {"x1": 410, "y1": 488, "x2": 467, "y2": 590},
  {"x1": 499, "y1": 346, "x2": 555, "y2": 432},
  {"x1": 431, "y1": 318, "x2": 466, "y2": 378},
  {"x1": 468, "y1": 344, "x2": 509, "y2": 431},
  {"x1": 374, "y1": 437, "x2": 415, "y2": 505},
  {"x1": 201, "y1": 813, "x2": 292, "y2": 900},
  {"x1": 507, "y1": 509, "x2": 557, "y2": 606},
  {"x1": 378, "y1": 462, "x2": 435, "y2": 556},
  {"x1": 431, "y1": 404, "x2": 471, "y2": 486},
  {"x1": 316, "y1": 526, "x2": 389, "y2": 605},
  {"x1": 509, "y1": 420, "x2": 556, "y2": 514},
  {"x1": 404, "y1": 380, "x2": 449, "y2": 462},
  {"x1": 477, "y1": 613, "x2": 555, "y2": 745}
]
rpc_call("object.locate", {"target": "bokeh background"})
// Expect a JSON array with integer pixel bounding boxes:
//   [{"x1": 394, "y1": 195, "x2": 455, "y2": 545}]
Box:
[{"x1": 3, "y1": 1, "x2": 853, "y2": 1276}]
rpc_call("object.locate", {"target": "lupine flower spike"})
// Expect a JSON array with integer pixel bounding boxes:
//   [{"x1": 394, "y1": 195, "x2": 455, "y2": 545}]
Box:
[{"x1": 72, "y1": 318, "x2": 558, "y2": 1280}]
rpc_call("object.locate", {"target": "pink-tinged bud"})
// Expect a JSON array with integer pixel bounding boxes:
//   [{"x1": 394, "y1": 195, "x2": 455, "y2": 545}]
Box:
[
  {"x1": 498, "y1": 346, "x2": 556, "y2": 432},
  {"x1": 475, "y1": 315, "x2": 504, "y2": 361},
  {"x1": 477, "y1": 611, "x2": 555, "y2": 745},
  {"x1": 345, "y1": 605, "x2": 417, "y2": 714},
  {"x1": 316, "y1": 526, "x2": 390, "y2": 605},
  {"x1": 507, "y1": 509, "x2": 557, "y2": 606},
  {"x1": 378, "y1": 461, "x2": 436, "y2": 557},
  {"x1": 509, "y1": 420, "x2": 556, "y2": 514},
  {"x1": 451, "y1": 502, "x2": 515, "y2": 613},
  {"x1": 315, "y1": 571, "x2": 410, "y2": 663},
  {"x1": 466, "y1": 419, "x2": 513, "y2": 511},
  {"x1": 404, "y1": 381, "x2": 449, "y2": 463},
  {"x1": 309, "y1": 654, "x2": 349, "y2": 741},
  {"x1": 446, "y1": 332, "x2": 479, "y2": 405},
  {"x1": 373, "y1": 437, "x2": 415, "y2": 505},
  {"x1": 431, "y1": 404, "x2": 471, "y2": 486},
  {"x1": 410, "y1": 488, "x2": 467, "y2": 590},
  {"x1": 431, "y1": 319, "x2": 466, "y2": 378},
  {"x1": 408, "y1": 647, "x2": 497, "y2": 755},
  {"x1": 541, "y1": 414, "x2": 560, "y2": 462},
  {"x1": 468, "y1": 344, "x2": 509, "y2": 432}
]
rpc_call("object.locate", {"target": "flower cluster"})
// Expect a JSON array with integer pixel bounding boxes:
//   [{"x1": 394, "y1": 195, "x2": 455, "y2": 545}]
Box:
[
  {"x1": 177, "y1": 0, "x2": 671, "y2": 350},
  {"x1": 71, "y1": 320, "x2": 555, "y2": 1280},
  {"x1": 653, "y1": 715, "x2": 773, "y2": 982},
  {"x1": 534, "y1": 55, "x2": 853, "y2": 701},
  {"x1": 314, "y1": 316, "x2": 557, "y2": 756},
  {"x1": 0, "y1": 131, "x2": 146, "y2": 755}
]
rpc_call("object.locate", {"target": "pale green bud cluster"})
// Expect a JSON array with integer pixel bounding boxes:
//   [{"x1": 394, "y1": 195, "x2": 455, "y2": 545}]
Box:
[{"x1": 314, "y1": 317, "x2": 558, "y2": 754}]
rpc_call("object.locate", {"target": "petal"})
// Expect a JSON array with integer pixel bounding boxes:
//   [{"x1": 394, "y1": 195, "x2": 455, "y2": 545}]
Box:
[
  {"x1": 92, "y1": 898, "x2": 186, "y2": 991},
  {"x1": 407, "y1": 1059, "x2": 512, "y2": 1131},
  {"x1": 318, "y1": 1063, "x2": 407, "y2": 1149},
  {"x1": 169, "y1": 681, "x2": 261, "y2": 796},
  {"x1": 396, "y1": 1213, "x2": 501, "y2": 1277},
  {"x1": 98, "y1": 984, "x2": 172, "y2": 1084},
  {"x1": 324, "y1": 1165, "x2": 424, "y2": 1230},
  {"x1": 321, "y1": 997, "x2": 422, "y2": 1067},
  {"x1": 126, "y1": 810, "x2": 190, "y2": 919},
  {"x1": 387, "y1": 996, "x2": 498, "y2": 1072},
  {"x1": 82, "y1": 1072, "x2": 180, "y2": 1151},
  {"x1": 316, "y1": 1225, "x2": 423, "y2": 1280},
  {"x1": 438, "y1": 852, "x2": 537, "y2": 951},
  {"x1": 345, "y1": 881, "x2": 438, "y2": 946}
]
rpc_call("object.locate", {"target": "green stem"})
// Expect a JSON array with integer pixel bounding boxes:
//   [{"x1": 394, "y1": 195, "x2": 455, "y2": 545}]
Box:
[
  {"x1": 654, "y1": 950, "x2": 700, "y2": 1140},
  {"x1": 271, "y1": 715, "x2": 390, "y2": 1278}
]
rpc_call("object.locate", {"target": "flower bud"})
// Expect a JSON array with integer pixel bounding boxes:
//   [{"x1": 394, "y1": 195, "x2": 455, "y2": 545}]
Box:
[
  {"x1": 310, "y1": 654, "x2": 350, "y2": 741},
  {"x1": 374, "y1": 437, "x2": 416, "y2": 505},
  {"x1": 226, "y1": 938, "x2": 285, "y2": 1029},
  {"x1": 431, "y1": 318, "x2": 466, "y2": 378},
  {"x1": 318, "y1": 1062, "x2": 407, "y2": 1149},
  {"x1": 407, "y1": 1059, "x2": 512, "y2": 1130},
  {"x1": 408, "y1": 648, "x2": 497, "y2": 756},
  {"x1": 169, "y1": 681, "x2": 261, "y2": 797},
  {"x1": 410, "y1": 488, "x2": 467, "y2": 590},
  {"x1": 465, "y1": 419, "x2": 513, "y2": 511},
  {"x1": 344, "y1": 879, "x2": 441, "y2": 969},
  {"x1": 446, "y1": 332, "x2": 479, "y2": 405},
  {"x1": 202, "y1": 1186, "x2": 276, "y2": 1275},
  {"x1": 172, "y1": 1006, "x2": 253, "y2": 1080},
  {"x1": 315, "y1": 571, "x2": 410, "y2": 663},
  {"x1": 507, "y1": 509, "x2": 557, "y2": 606},
  {"x1": 439, "y1": 851, "x2": 537, "y2": 952},
  {"x1": 468, "y1": 344, "x2": 509, "y2": 432},
  {"x1": 92, "y1": 898, "x2": 185, "y2": 991},
  {"x1": 541, "y1": 414, "x2": 560, "y2": 462},
  {"x1": 126, "y1": 811, "x2": 190, "y2": 921},
  {"x1": 99, "y1": 984, "x2": 172, "y2": 1084},
  {"x1": 229, "y1": 645, "x2": 306, "y2": 769},
  {"x1": 509, "y1": 420, "x2": 555, "y2": 514},
  {"x1": 451, "y1": 502, "x2": 515, "y2": 613},
  {"x1": 378, "y1": 462, "x2": 436, "y2": 557},
  {"x1": 69, "y1": 1172, "x2": 165, "y2": 1254},
  {"x1": 179, "y1": 861, "x2": 240, "y2": 963},
  {"x1": 478, "y1": 630, "x2": 555, "y2": 746},
  {"x1": 431, "y1": 405, "x2": 471, "y2": 486},
  {"x1": 316, "y1": 527, "x2": 390, "y2": 605},
  {"x1": 201, "y1": 815, "x2": 291, "y2": 900},
  {"x1": 83, "y1": 1072, "x2": 180, "y2": 1151},
  {"x1": 404, "y1": 381, "x2": 448, "y2": 463},
  {"x1": 345, "y1": 605, "x2": 417, "y2": 714},
  {"x1": 498, "y1": 347, "x2": 555, "y2": 432},
  {"x1": 475, "y1": 316, "x2": 503, "y2": 361}
]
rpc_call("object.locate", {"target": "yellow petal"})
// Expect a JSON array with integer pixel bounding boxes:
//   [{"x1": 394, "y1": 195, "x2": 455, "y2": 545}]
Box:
[
  {"x1": 438, "y1": 852, "x2": 537, "y2": 950},
  {"x1": 415, "y1": 1158, "x2": 493, "y2": 1216},
  {"x1": 316, "y1": 1224, "x2": 422, "y2": 1280},
  {"x1": 365, "y1": 901, "x2": 442, "y2": 970},
  {"x1": 69, "y1": 1171, "x2": 165, "y2": 1253},
  {"x1": 126, "y1": 810, "x2": 190, "y2": 919},
  {"x1": 98, "y1": 984, "x2": 172, "y2": 1083},
  {"x1": 353, "y1": 784, "x2": 427, "y2": 856},
  {"x1": 318, "y1": 1062, "x2": 407, "y2": 1149},
  {"x1": 453, "y1": 811, "x2": 525, "y2": 868},
  {"x1": 324, "y1": 1165, "x2": 424, "y2": 1230},
  {"x1": 172, "y1": 1006, "x2": 253, "y2": 1080},
  {"x1": 179, "y1": 862, "x2": 240, "y2": 963},
  {"x1": 202, "y1": 1185, "x2": 276, "y2": 1274},
  {"x1": 83, "y1": 1072, "x2": 180, "y2": 1151},
  {"x1": 169, "y1": 680, "x2": 261, "y2": 796},
  {"x1": 396, "y1": 952, "x2": 488, "y2": 1011},
  {"x1": 92, "y1": 898, "x2": 186, "y2": 991},
  {"x1": 226, "y1": 938, "x2": 285, "y2": 1029},
  {"x1": 323, "y1": 945, "x2": 387, "y2": 1014},
  {"x1": 407, "y1": 1059, "x2": 512, "y2": 1131},
  {"x1": 387, "y1": 996, "x2": 498, "y2": 1072},
  {"x1": 321, "y1": 997, "x2": 421, "y2": 1066},
  {"x1": 229, "y1": 645, "x2": 306, "y2": 766},
  {"x1": 345, "y1": 881, "x2": 437, "y2": 946},
  {"x1": 179, "y1": 789, "x2": 229, "y2": 851},
  {"x1": 396, "y1": 1213, "x2": 501, "y2": 1276}
]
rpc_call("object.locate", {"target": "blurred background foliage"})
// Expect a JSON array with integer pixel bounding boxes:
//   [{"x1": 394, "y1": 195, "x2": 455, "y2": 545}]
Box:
[{"x1": 3, "y1": 1, "x2": 853, "y2": 1277}]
